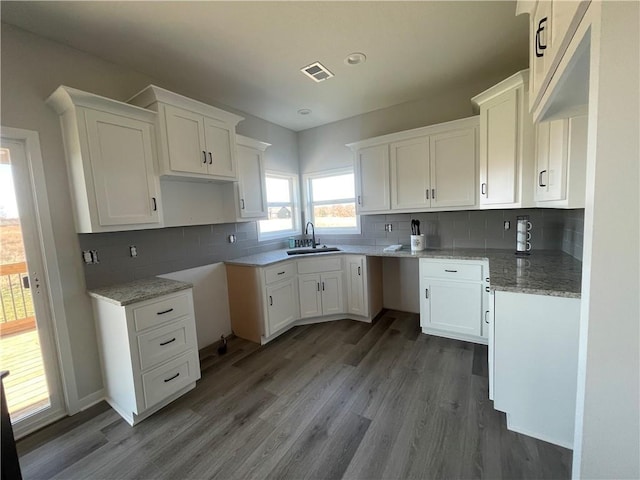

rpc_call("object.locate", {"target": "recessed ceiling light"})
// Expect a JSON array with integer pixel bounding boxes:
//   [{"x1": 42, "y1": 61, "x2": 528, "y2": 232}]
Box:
[
  {"x1": 298, "y1": 109, "x2": 312, "y2": 115},
  {"x1": 345, "y1": 52, "x2": 367, "y2": 66}
]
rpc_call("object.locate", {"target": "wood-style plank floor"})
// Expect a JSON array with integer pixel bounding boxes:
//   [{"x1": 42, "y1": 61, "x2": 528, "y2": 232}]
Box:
[{"x1": 16, "y1": 311, "x2": 572, "y2": 480}]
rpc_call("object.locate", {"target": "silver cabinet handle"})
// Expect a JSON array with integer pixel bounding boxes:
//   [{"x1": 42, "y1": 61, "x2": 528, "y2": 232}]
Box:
[
  {"x1": 484, "y1": 310, "x2": 490, "y2": 324},
  {"x1": 539, "y1": 170, "x2": 547, "y2": 187},
  {"x1": 481, "y1": 183, "x2": 487, "y2": 195}
]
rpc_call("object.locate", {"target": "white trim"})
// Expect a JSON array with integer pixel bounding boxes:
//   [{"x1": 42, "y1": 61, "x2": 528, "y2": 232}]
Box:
[
  {"x1": 303, "y1": 167, "x2": 360, "y2": 235},
  {"x1": 0, "y1": 126, "x2": 79, "y2": 415},
  {"x1": 258, "y1": 171, "x2": 300, "y2": 241}
]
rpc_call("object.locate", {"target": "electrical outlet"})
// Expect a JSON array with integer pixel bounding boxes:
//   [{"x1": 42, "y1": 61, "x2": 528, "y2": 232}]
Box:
[
  {"x1": 82, "y1": 250, "x2": 93, "y2": 264},
  {"x1": 504, "y1": 221, "x2": 511, "y2": 230},
  {"x1": 228, "y1": 234, "x2": 236, "y2": 243},
  {"x1": 129, "y1": 245, "x2": 137, "y2": 257},
  {"x1": 90, "y1": 250, "x2": 100, "y2": 264},
  {"x1": 385, "y1": 223, "x2": 393, "y2": 232}
]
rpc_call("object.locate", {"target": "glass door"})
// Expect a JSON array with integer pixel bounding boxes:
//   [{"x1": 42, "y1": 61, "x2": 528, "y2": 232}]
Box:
[{"x1": 0, "y1": 138, "x2": 64, "y2": 437}]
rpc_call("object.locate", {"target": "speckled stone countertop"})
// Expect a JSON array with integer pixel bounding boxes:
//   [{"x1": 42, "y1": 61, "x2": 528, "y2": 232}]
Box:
[
  {"x1": 88, "y1": 277, "x2": 192, "y2": 306},
  {"x1": 226, "y1": 246, "x2": 582, "y2": 298}
]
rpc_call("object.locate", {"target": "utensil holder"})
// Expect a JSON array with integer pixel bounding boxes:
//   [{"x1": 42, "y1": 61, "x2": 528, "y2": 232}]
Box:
[{"x1": 410, "y1": 234, "x2": 425, "y2": 252}]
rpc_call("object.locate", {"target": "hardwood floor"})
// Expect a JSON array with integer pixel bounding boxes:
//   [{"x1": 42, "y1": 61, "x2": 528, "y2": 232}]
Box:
[{"x1": 16, "y1": 311, "x2": 572, "y2": 479}]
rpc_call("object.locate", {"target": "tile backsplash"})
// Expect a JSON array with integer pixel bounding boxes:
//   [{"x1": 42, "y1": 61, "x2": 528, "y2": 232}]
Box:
[{"x1": 80, "y1": 208, "x2": 584, "y2": 289}]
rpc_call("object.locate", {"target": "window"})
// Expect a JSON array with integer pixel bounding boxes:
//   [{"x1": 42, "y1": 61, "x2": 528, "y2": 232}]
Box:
[
  {"x1": 305, "y1": 169, "x2": 359, "y2": 234},
  {"x1": 258, "y1": 172, "x2": 299, "y2": 240}
]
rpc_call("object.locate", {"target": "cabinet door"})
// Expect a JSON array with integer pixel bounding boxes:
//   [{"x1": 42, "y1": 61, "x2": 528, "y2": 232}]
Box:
[
  {"x1": 430, "y1": 128, "x2": 476, "y2": 208},
  {"x1": 298, "y1": 274, "x2": 322, "y2": 319},
  {"x1": 203, "y1": 117, "x2": 236, "y2": 178},
  {"x1": 536, "y1": 119, "x2": 568, "y2": 202},
  {"x1": 390, "y1": 137, "x2": 430, "y2": 209},
  {"x1": 479, "y1": 89, "x2": 519, "y2": 205},
  {"x1": 355, "y1": 145, "x2": 390, "y2": 212},
  {"x1": 84, "y1": 109, "x2": 160, "y2": 227},
  {"x1": 237, "y1": 144, "x2": 267, "y2": 218},
  {"x1": 420, "y1": 279, "x2": 482, "y2": 337},
  {"x1": 164, "y1": 105, "x2": 208, "y2": 175},
  {"x1": 320, "y1": 272, "x2": 344, "y2": 315},
  {"x1": 346, "y1": 257, "x2": 367, "y2": 316},
  {"x1": 530, "y1": 1, "x2": 553, "y2": 109},
  {"x1": 266, "y1": 279, "x2": 298, "y2": 336}
]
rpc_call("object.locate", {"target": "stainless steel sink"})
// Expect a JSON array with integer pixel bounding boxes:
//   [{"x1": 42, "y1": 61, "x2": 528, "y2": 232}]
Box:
[{"x1": 286, "y1": 247, "x2": 341, "y2": 255}]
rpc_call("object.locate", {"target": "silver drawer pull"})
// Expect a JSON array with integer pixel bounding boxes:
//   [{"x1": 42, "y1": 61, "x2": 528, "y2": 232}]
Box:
[
  {"x1": 444, "y1": 269, "x2": 458, "y2": 273},
  {"x1": 159, "y1": 337, "x2": 176, "y2": 346},
  {"x1": 157, "y1": 308, "x2": 174, "y2": 315},
  {"x1": 164, "y1": 372, "x2": 180, "y2": 383}
]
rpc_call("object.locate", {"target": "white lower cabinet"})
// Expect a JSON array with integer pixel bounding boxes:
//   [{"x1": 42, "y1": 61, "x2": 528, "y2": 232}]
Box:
[
  {"x1": 91, "y1": 289, "x2": 200, "y2": 426},
  {"x1": 265, "y1": 278, "x2": 298, "y2": 336},
  {"x1": 419, "y1": 258, "x2": 489, "y2": 344},
  {"x1": 491, "y1": 290, "x2": 580, "y2": 449},
  {"x1": 298, "y1": 272, "x2": 344, "y2": 318},
  {"x1": 345, "y1": 256, "x2": 367, "y2": 316}
]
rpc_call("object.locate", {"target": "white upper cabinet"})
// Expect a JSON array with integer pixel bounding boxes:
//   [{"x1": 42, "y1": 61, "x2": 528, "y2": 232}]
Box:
[
  {"x1": 353, "y1": 144, "x2": 390, "y2": 213},
  {"x1": 472, "y1": 70, "x2": 536, "y2": 209},
  {"x1": 517, "y1": 0, "x2": 591, "y2": 119},
  {"x1": 235, "y1": 135, "x2": 269, "y2": 219},
  {"x1": 535, "y1": 112, "x2": 587, "y2": 207},
  {"x1": 128, "y1": 85, "x2": 243, "y2": 181},
  {"x1": 348, "y1": 116, "x2": 478, "y2": 214},
  {"x1": 390, "y1": 137, "x2": 431, "y2": 209},
  {"x1": 430, "y1": 127, "x2": 477, "y2": 208},
  {"x1": 47, "y1": 86, "x2": 162, "y2": 233}
]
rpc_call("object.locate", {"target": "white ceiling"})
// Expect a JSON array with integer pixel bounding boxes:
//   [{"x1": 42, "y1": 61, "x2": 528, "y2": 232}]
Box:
[{"x1": 1, "y1": 1, "x2": 529, "y2": 131}]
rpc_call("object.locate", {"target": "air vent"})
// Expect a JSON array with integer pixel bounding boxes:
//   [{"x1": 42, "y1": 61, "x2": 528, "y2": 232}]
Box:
[{"x1": 300, "y1": 62, "x2": 334, "y2": 82}]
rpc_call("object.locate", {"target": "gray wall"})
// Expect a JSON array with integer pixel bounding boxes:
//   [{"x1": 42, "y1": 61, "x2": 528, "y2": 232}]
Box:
[{"x1": 0, "y1": 23, "x2": 298, "y2": 404}]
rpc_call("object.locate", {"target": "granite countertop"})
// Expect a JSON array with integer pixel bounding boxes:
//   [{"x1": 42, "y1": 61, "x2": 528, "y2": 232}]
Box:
[
  {"x1": 226, "y1": 246, "x2": 582, "y2": 298},
  {"x1": 88, "y1": 277, "x2": 193, "y2": 306}
]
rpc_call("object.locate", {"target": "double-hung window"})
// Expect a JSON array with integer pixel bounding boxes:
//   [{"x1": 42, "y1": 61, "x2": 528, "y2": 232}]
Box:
[
  {"x1": 304, "y1": 168, "x2": 359, "y2": 234},
  {"x1": 258, "y1": 172, "x2": 299, "y2": 240}
]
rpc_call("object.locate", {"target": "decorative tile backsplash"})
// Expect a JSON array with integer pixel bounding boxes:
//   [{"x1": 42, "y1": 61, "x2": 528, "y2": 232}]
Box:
[{"x1": 80, "y1": 208, "x2": 584, "y2": 289}]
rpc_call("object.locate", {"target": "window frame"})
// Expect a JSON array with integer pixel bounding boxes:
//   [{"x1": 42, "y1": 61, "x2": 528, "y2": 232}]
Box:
[
  {"x1": 303, "y1": 167, "x2": 361, "y2": 235},
  {"x1": 258, "y1": 171, "x2": 300, "y2": 241}
]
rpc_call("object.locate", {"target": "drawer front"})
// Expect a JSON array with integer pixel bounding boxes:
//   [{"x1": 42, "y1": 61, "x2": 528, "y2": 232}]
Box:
[
  {"x1": 297, "y1": 257, "x2": 342, "y2": 274},
  {"x1": 421, "y1": 261, "x2": 483, "y2": 281},
  {"x1": 137, "y1": 317, "x2": 195, "y2": 370},
  {"x1": 133, "y1": 292, "x2": 192, "y2": 332},
  {"x1": 264, "y1": 262, "x2": 296, "y2": 285},
  {"x1": 142, "y1": 350, "x2": 200, "y2": 409}
]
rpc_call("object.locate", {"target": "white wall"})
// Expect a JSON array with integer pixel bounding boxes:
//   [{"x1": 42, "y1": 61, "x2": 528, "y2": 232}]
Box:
[
  {"x1": 160, "y1": 263, "x2": 231, "y2": 349},
  {"x1": 573, "y1": 2, "x2": 640, "y2": 478},
  {"x1": 0, "y1": 23, "x2": 299, "y2": 410}
]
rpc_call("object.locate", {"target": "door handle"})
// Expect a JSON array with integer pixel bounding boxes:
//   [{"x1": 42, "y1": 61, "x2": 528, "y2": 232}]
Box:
[
  {"x1": 539, "y1": 170, "x2": 547, "y2": 187},
  {"x1": 535, "y1": 17, "x2": 548, "y2": 58}
]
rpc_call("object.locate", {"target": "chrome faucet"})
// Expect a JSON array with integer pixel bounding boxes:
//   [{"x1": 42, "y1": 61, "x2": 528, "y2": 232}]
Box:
[{"x1": 305, "y1": 221, "x2": 317, "y2": 249}]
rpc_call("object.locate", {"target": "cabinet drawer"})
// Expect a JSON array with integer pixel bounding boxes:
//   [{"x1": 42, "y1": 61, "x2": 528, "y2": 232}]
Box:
[
  {"x1": 264, "y1": 262, "x2": 295, "y2": 284},
  {"x1": 142, "y1": 350, "x2": 199, "y2": 409},
  {"x1": 421, "y1": 261, "x2": 483, "y2": 281},
  {"x1": 133, "y1": 292, "x2": 192, "y2": 332},
  {"x1": 297, "y1": 257, "x2": 342, "y2": 274},
  {"x1": 137, "y1": 317, "x2": 195, "y2": 370}
]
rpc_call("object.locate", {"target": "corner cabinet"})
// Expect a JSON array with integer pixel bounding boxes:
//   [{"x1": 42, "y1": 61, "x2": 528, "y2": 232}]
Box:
[
  {"x1": 226, "y1": 255, "x2": 382, "y2": 344},
  {"x1": 419, "y1": 258, "x2": 490, "y2": 344},
  {"x1": 128, "y1": 85, "x2": 244, "y2": 181},
  {"x1": 46, "y1": 86, "x2": 162, "y2": 233},
  {"x1": 472, "y1": 70, "x2": 536, "y2": 209},
  {"x1": 91, "y1": 289, "x2": 201, "y2": 426},
  {"x1": 234, "y1": 135, "x2": 269, "y2": 219},
  {"x1": 348, "y1": 116, "x2": 478, "y2": 214}
]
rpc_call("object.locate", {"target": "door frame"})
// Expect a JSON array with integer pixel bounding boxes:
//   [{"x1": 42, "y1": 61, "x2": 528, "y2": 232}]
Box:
[{"x1": 1, "y1": 126, "x2": 75, "y2": 437}]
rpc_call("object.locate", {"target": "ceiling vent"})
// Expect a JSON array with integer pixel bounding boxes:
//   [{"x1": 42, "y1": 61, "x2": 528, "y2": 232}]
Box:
[{"x1": 300, "y1": 62, "x2": 334, "y2": 82}]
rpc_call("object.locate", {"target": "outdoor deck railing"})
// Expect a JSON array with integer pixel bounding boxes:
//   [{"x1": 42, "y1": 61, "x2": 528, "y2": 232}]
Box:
[{"x1": 0, "y1": 261, "x2": 35, "y2": 336}]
